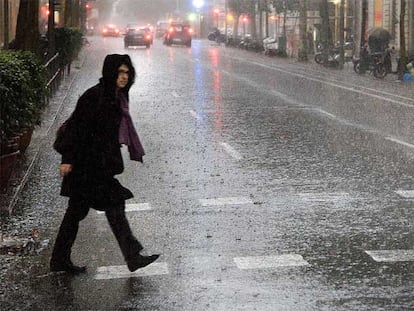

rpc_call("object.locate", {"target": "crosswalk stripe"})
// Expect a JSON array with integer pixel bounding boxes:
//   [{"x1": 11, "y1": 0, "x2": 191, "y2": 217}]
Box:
[
  {"x1": 365, "y1": 250, "x2": 414, "y2": 262},
  {"x1": 234, "y1": 254, "x2": 310, "y2": 270},
  {"x1": 96, "y1": 203, "x2": 152, "y2": 215},
  {"x1": 395, "y1": 190, "x2": 414, "y2": 198},
  {"x1": 94, "y1": 262, "x2": 169, "y2": 280},
  {"x1": 199, "y1": 196, "x2": 253, "y2": 207},
  {"x1": 220, "y1": 142, "x2": 242, "y2": 160}
]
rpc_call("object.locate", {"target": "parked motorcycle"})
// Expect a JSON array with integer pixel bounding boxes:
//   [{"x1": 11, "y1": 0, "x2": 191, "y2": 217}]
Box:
[
  {"x1": 263, "y1": 37, "x2": 278, "y2": 56},
  {"x1": 314, "y1": 47, "x2": 341, "y2": 67},
  {"x1": 353, "y1": 47, "x2": 387, "y2": 79},
  {"x1": 207, "y1": 28, "x2": 225, "y2": 44}
]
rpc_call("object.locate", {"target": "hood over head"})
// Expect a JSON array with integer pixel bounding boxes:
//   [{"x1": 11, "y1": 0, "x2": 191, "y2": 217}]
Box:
[{"x1": 100, "y1": 54, "x2": 136, "y2": 99}]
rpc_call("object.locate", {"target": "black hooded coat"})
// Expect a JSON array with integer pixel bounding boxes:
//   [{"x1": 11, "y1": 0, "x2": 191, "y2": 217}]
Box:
[{"x1": 57, "y1": 54, "x2": 140, "y2": 209}]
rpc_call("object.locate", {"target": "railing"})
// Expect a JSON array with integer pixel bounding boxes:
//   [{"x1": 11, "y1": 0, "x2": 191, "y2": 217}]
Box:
[{"x1": 43, "y1": 52, "x2": 62, "y2": 97}]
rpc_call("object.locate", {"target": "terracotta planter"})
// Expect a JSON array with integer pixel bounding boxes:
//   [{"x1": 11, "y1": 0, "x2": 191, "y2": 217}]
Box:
[
  {"x1": 0, "y1": 140, "x2": 19, "y2": 156},
  {"x1": 0, "y1": 150, "x2": 20, "y2": 192},
  {"x1": 18, "y1": 128, "x2": 34, "y2": 153}
]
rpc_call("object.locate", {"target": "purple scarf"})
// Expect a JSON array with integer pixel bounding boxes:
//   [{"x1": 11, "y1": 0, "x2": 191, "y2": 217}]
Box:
[{"x1": 118, "y1": 92, "x2": 145, "y2": 162}]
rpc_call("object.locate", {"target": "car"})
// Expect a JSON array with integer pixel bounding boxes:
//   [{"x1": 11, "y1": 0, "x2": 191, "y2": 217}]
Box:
[
  {"x1": 124, "y1": 27, "x2": 153, "y2": 48},
  {"x1": 163, "y1": 22, "x2": 193, "y2": 47},
  {"x1": 101, "y1": 24, "x2": 121, "y2": 37},
  {"x1": 155, "y1": 21, "x2": 169, "y2": 38}
]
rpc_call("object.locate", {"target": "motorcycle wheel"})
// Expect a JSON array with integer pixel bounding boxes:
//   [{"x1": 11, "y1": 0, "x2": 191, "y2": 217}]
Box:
[
  {"x1": 373, "y1": 64, "x2": 387, "y2": 79},
  {"x1": 315, "y1": 54, "x2": 324, "y2": 64},
  {"x1": 353, "y1": 60, "x2": 361, "y2": 74}
]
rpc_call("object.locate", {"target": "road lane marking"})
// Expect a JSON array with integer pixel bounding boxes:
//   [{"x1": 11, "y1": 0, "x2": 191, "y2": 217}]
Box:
[
  {"x1": 395, "y1": 190, "x2": 414, "y2": 198},
  {"x1": 199, "y1": 196, "x2": 253, "y2": 207},
  {"x1": 95, "y1": 262, "x2": 169, "y2": 280},
  {"x1": 220, "y1": 142, "x2": 242, "y2": 160},
  {"x1": 96, "y1": 203, "x2": 152, "y2": 214},
  {"x1": 385, "y1": 137, "x2": 414, "y2": 150},
  {"x1": 172, "y1": 90, "x2": 179, "y2": 98},
  {"x1": 189, "y1": 110, "x2": 200, "y2": 120},
  {"x1": 234, "y1": 254, "x2": 310, "y2": 270},
  {"x1": 297, "y1": 192, "x2": 351, "y2": 202},
  {"x1": 365, "y1": 250, "x2": 414, "y2": 262}
]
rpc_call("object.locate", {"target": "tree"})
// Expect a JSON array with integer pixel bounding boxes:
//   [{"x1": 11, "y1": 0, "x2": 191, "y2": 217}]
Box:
[
  {"x1": 398, "y1": 0, "x2": 408, "y2": 79},
  {"x1": 319, "y1": 0, "x2": 332, "y2": 49},
  {"x1": 14, "y1": 0, "x2": 40, "y2": 55},
  {"x1": 227, "y1": 0, "x2": 250, "y2": 38},
  {"x1": 248, "y1": 0, "x2": 257, "y2": 40},
  {"x1": 298, "y1": 0, "x2": 307, "y2": 61},
  {"x1": 271, "y1": 0, "x2": 298, "y2": 55},
  {"x1": 338, "y1": 0, "x2": 345, "y2": 68}
]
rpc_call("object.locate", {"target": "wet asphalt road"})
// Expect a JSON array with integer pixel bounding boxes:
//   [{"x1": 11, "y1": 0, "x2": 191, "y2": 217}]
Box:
[{"x1": 1, "y1": 37, "x2": 414, "y2": 310}]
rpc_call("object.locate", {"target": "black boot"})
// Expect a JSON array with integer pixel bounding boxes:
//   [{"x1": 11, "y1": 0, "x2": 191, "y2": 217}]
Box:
[
  {"x1": 50, "y1": 259, "x2": 87, "y2": 274},
  {"x1": 127, "y1": 254, "x2": 160, "y2": 272}
]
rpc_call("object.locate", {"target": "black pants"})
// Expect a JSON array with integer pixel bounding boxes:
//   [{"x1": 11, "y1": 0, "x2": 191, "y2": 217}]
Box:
[{"x1": 51, "y1": 197, "x2": 143, "y2": 264}]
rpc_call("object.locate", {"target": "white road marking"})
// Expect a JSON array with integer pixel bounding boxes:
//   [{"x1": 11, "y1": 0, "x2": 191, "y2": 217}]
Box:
[
  {"x1": 95, "y1": 262, "x2": 169, "y2": 280},
  {"x1": 365, "y1": 250, "x2": 414, "y2": 262},
  {"x1": 395, "y1": 190, "x2": 414, "y2": 198},
  {"x1": 234, "y1": 254, "x2": 310, "y2": 270},
  {"x1": 297, "y1": 192, "x2": 351, "y2": 202},
  {"x1": 96, "y1": 203, "x2": 152, "y2": 214},
  {"x1": 220, "y1": 142, "x2": 242, "y2": 160},
  {"x1": 189, "y1": 110, "x2": 200, "y2": 119},
  {"x1": 172, "y1": 90, "x2": 179, "y2": 98},
  {"x1": 385, "y1": 137, "x2": 414, "y2": 149},
  {"x1": 199, "y1": 196, "x2": 253, "y2": 207}
]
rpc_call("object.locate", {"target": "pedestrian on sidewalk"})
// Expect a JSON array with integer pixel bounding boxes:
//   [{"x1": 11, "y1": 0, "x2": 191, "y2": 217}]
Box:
[{"x1": 50, "y1": 54, "x2": 159, "y2": 274}]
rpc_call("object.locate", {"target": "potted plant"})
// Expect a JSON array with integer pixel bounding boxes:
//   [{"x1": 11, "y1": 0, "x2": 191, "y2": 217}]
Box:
[{"x1": 0, "y1": 50, "x2": 47, "y2": 190}]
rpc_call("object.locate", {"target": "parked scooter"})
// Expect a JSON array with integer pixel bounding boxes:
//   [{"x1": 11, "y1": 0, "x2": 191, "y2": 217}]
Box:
[
  {"x1": 353, "y1": 46, "x2": 387, "y2": 79},
  {"x1": 263, "y1": 37, "x2": 278, "y2": 56},
  {"x1": 207, "y1": 28, "x2": 225, "y2": 44},
  {"x1": 314, "y1": 46, "x2": 341, "y2": 67}
]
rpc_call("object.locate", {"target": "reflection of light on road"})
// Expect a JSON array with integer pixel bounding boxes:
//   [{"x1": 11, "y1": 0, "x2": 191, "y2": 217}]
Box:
[{"x1": 209, "y1": 49, "x2": 223, "y2": 136}]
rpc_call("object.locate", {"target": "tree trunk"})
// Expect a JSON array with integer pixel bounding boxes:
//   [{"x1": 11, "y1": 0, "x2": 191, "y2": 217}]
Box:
[
  {"x1": 249, "y1": 1, "x2": 257, "y2": 40},
  {"x1": 398, "y1": 0, "x2": 407, "y2": 80},
  {"x1": 298, "y1": 0, "x2": 307, "y2": 61},
  {"x1": 319, "y1": 0, "x2": 331, "y2": 48},
  {"x1": 73, "y1": 0, "x2": 80, "y2": 28},
  {"x1": 64, "y1": 0, "x2": 73, "y2": 27},
  {"x1": 3, "y1": 0, "x2": 9, "y2": 49},
  {"x1": 48, "y1": 0, "x2": 56, "y2": 55},
  {"x1": 338, "y1": 0, "x2": 345, "y2": 68},
  {"x1": 360, "y1": 0, "x2": 368, "y2": 47},
  {"x1": 354, "y1": 0, "x2": 362, "y2": 57},
  {"x1": 14, "y1": 0, "x2": 40, "y2": 55},
  {"x1": 259, "y1": 0, "x2": 263, "y2": 40}
]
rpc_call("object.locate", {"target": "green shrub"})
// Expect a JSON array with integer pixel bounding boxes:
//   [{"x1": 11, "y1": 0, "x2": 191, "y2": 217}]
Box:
[
  {"x1": 55, "y1": 27, "x2": 83, "y2": 66},
  {"x1": 0, "y1": 50, "x2": 47, "y2": 143}
]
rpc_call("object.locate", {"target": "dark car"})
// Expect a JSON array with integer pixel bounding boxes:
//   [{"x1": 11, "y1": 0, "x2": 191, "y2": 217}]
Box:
[
  {"x1": 164, "y1": 22, "x2": 193, "y2": 47},
  {"x1": 101, "y1": 24, "x2": 121, "y2": 37},
  {"x1": 124, "y1": 27, "x2": 152, "y2": 48}
]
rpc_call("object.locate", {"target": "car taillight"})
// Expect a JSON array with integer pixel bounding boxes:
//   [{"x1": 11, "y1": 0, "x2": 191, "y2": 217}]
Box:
[
  {"x1": 146, "y1": 34, "x2": 151, "y2": 40},
  {"x1": 103, "y1": 28, "x2": 108, "y2": 33},
  {"x1": 115, "y1": 29, "x2": 120, "y2": 33}
]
